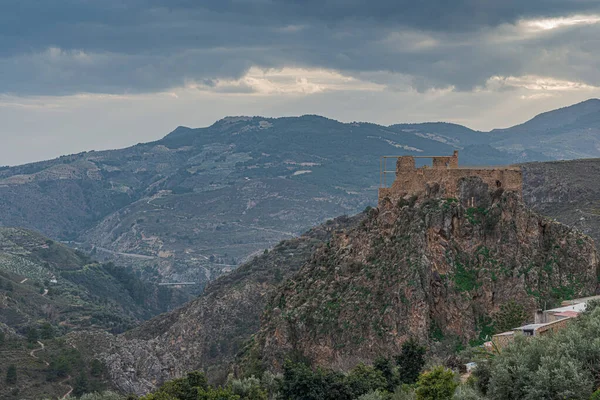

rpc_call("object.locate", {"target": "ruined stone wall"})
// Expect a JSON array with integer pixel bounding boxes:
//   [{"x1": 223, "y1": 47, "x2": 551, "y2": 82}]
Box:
[
  {"x1": 432, "y1": 151, "x2": 459, "y2": 168},
  {"x1": 379, "y1": 155, "x2": 522, "y2": 205}
]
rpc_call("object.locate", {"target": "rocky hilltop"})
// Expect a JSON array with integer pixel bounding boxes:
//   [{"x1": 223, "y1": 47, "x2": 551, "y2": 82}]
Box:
[{"x1": 247, "y1": 177, "x2": 598, "y2": 372}]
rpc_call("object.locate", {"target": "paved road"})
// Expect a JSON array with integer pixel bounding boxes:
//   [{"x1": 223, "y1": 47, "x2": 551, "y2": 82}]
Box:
[{"x1": 94, "y1": 245, "x2": 155, "y2": 260}]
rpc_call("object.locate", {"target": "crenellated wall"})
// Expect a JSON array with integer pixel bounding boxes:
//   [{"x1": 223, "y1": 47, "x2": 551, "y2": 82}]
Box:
[{"x1": 379, "y1": 152, "x2": 522, "y2": 205}]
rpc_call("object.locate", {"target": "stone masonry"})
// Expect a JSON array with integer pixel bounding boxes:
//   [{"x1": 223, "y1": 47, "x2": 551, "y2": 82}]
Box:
[{"x1": 378, "y1": 151, "x2": 522, "y2": 205}]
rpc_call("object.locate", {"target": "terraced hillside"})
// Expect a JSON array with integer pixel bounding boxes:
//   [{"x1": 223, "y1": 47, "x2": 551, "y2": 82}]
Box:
[{"x1": 0, "y1": 227, "x2": 187, "y2": 335}]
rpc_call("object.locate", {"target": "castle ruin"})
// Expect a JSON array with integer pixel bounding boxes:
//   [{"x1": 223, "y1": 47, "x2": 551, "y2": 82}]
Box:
[{"x1": 378, "y1": 151, "x2": 522, "y2": 205}]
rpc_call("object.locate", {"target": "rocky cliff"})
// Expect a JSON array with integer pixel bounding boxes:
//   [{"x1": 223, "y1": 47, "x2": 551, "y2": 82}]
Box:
[{"x1": 246, "y1": 177, "x2": 599, "y2": 372}]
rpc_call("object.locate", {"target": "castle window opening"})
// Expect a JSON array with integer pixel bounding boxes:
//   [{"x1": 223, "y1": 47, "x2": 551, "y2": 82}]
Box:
[{"x1": 496, "y1": 180, "x2": 502, "y2": 188}]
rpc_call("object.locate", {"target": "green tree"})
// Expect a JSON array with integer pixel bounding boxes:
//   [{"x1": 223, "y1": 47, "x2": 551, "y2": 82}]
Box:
[
  {"x1": 471, "y1": 362, "x2": 491, "y2": 395},
  {"x1": 0, "y1": 330, "x2": 5, "y2": 346},
  {"x1": 27, "y1": 326, "x2": 39, "y2": 343},
  {"x1": 78, "y1": 392, "x2": 125, "y2": 400},
  {"x1": 590, "y1": 389, "x2": 600, "y2": 400},
  {"x1": 141, "y1": 371, "x2": 214, "y2": 400},
  {"x1": 415, "y1": 367, "x2": 458, "y2": 400},
  {"x1": 74, "y1": 371, "x2": 90, "y2": 397},
  {"x1": 6, "y1": 364, "x2": 17, "y2": 384},
  {"x1": 357, "y1": 390, "x2": 388, "y2": 400},
  {"x1": 396, "y1": 338, "x2": 426, "y2": 384},
  {"x1": 280, "y1": 360, "x2": 353, "y2": 400},
  {"x1": 492, "y1": 301, "x2": 527, "y2": 333},
  {"x1": 345, "y1": 363, "x2": 387, "y2": 398},
  {"x1": 90, "y1": 359, "x2": 105, "y2": 377},
  {"x1": 229, "y1": 376, "x2": 267, "y2": 400},
  {"x1": 40, "y1": 322, "x2": 54, "y2": 339},
  {"x1": 197, "y1": 387, "x2": 240, "y2": 400},
  {"x1": 152, "y1": 377, "x2": 197, "y2": 400},
  {"x1": 374, "y1": 356, "x2": 396, "y2": 392},
  {"x1": 186, "y1": 371, "x2": 209, "y2": 391},
  {"x1": 453, "y1": 385, "x2": 484, "y2": 400},
  {"x1": 486, "y1": 304, "x2": 600, "y2": 400},
  {"x1": 47, "y1": 350, "x2": 78, "y2": 381}
]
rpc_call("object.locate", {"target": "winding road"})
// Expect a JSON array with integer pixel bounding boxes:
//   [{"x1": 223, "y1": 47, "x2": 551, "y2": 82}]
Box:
[
  {"x1": 29, "y1": 341, "x2": 71, "y2": 398},
  {"x1": 29, "y1": 341, "x2": 49, "y2": 366}
]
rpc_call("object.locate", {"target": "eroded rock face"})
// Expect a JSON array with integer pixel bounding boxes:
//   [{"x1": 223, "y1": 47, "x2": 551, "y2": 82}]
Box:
[{"x1": 248, "y1": 177, "x2": 599, "y2": 372}]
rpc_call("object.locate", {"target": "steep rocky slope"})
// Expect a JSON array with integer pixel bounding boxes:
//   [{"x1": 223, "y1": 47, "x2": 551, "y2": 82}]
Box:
[
  {"x1": 246, "y1": 178, "x2": 598, "y2": 372},
  {"x1": 68, "y1": 214, "x2": 365, "y2": 394}
]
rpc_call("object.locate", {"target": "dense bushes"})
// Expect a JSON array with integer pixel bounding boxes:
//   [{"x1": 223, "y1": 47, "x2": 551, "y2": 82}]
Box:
[
  {"x1": 480, "y1": 303, "x2": 600, "y2": 399},
  {"x1": 137, "y1": 340, "x2": 465, "y2": 400}
]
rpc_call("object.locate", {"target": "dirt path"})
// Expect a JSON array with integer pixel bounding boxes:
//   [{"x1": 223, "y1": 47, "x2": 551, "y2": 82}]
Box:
[
  {"x1": 20, "y1": 278, "x2": 28, "y2": 284},
  {"x1": 29, "y1": 340, "x2": 44, "y2": 358},
  {"x1": 29, "y1": 341, "x2": 50, "y2": 366},
  {"x1": 59, "y1": 375, "x2": 73, "y2": 399}
]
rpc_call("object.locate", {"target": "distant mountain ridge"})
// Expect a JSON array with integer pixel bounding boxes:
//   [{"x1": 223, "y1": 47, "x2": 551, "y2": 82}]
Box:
[
  {"x1": 0, "y1": 99, "x2": 600, "y2": 290},
  {"x1": 491, "y1": 98, "x2": 600, "y2": 135}
]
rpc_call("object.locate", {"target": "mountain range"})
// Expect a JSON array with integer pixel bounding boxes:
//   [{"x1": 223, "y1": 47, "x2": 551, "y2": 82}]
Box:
[{"x1": 0, "y1": 99, "x2": 599, "y2": 295}]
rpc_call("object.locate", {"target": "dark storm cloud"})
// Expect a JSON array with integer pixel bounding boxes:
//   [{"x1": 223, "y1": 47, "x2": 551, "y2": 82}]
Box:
[{"x1": 1, "y1": 0, "x2": 600, "y2": 95}]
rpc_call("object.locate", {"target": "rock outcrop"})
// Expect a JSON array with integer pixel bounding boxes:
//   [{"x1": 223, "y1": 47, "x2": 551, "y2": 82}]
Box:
[{"x1": 247, "y1": 177, "x2": 599, "y2": 372}]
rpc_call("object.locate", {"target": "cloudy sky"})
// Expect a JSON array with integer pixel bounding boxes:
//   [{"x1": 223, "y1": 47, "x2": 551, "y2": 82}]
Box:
[{"x1": 2, "y1": 1, "x2": 600, "y2": 165}]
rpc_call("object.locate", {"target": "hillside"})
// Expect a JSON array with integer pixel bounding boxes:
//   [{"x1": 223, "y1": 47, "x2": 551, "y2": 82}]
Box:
[
  {"x1": 490, "y1": 99, "x2": 600, "y2": 159},
  {"x1": 522, "y1": 158, "x2": 600, "y2": 247},
  {"x1": 0, "y1": 334, "x2": 113, "y2": 400},
  {"x1": 67, "y1": 175, "x2": 600, "y2": 395},
  {"x1": 0, "y1": 227, "x2": 187, "y2": 335},
  {"x1": 246, "y1": 179, "x2": 598, "y2": 372},
  {"x1": 0, "y1": 109, "x2": 572, "y2": 290},
  {"x1": 1, "y1": 100, "x2": 600, "y2": 292},
  {"x1": 68, "y1": 214, "x2": 364, "y2": 394}
]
